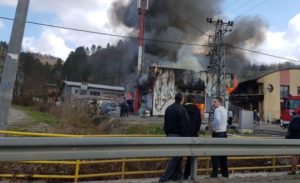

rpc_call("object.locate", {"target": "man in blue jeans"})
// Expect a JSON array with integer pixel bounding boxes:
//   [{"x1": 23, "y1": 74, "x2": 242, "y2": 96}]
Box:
[{"x1": 159, "y1": 93, "x2": 190, "y2": 182}]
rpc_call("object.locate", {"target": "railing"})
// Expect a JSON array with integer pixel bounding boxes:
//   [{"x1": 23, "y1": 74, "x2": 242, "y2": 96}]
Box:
[
  {"x1": 0, "y1": 136, "x2": 300, "y2": 182},
  {"x1": 0, "y1": 156, "x2": 298, "y2": 183}
]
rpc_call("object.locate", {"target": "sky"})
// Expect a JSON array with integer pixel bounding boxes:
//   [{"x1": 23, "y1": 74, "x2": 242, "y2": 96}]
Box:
[{"x1": 0, "y1": 0, "x2": 300, "y2": 64}]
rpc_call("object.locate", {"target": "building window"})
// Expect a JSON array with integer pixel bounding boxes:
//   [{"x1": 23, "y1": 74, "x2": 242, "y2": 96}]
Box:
[
  {"x1": 298, "y1": 87, "x2": 300, "y2": 95},
  {"x1": 74, "y1": 89, "x2": 78, "y2": 94},
  {"x1": 280, "y1": 85, "x2": 289, "y2": 98},
  {"x1": 90, "y1": 91, "x2": 100, "y2": 96},
  {"x1": 80, "y1": 90, "x2": 87, "y2": 95}
]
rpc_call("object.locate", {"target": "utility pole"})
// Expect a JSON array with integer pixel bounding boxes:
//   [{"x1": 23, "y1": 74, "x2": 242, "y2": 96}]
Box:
[
  {"x1": 0, "y1": 0, "x2": 30, "y2": 129},
  {"x1": 137, "y1": 0, "x2": 148, "y2": 75},
  {"x1": 206, "y1": 18, "x2": 233, "y2": 124},
  {"x1": 134, "y1": 0, "x2": 148, "y2": 114}
]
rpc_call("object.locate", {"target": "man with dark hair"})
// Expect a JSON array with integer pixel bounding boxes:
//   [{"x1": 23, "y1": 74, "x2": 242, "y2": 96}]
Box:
[
  {"x1": 210, "y1": 97, "x2": 229, "y2": 178},
  {"x1": 159, "y1": 93, "x2": 190, "y2": 182},
  {"x1": 183, "y1": 94, "x2": 202, "y2": 180},
  {"x1": 286, "y1": 111, "x2": 300, "y2": 175}
]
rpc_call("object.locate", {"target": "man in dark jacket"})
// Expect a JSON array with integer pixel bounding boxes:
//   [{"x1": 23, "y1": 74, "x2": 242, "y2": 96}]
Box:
[
  {"x1": 286, "y1": 112, "x2": 300, "y2": 174},
  {"x1": 159, "y1": 93, "x2": 190, "y2": 182},
  {"x1": 183, "y1": 94, "x2": 201, "y2": 179}
]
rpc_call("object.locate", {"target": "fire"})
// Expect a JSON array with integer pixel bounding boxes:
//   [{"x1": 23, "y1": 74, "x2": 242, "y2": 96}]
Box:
[
  {"x1": 226, "y1": 75, "x2": 238, "y2": 94},
  {"x1": 195, "y1": 103, "x2": 205, "y2": 112}
]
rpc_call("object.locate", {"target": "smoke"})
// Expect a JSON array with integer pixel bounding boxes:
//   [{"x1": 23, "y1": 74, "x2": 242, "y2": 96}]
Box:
[
  {"x1": 225, "y1": 16, "x2": 268, "y2": 75},
  {"x1": 109, "y1": 0, "x2": 268, "y2": 79}
]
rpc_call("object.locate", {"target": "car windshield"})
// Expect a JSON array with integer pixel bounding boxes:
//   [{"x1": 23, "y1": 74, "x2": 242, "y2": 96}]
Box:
[{"x1": 282, "y1": 99, "x2": 300, "y2": 109}]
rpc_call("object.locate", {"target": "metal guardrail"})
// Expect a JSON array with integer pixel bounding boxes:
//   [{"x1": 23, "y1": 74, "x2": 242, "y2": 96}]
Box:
[{"x1": 0, "y1": 137, "x2": 300, "y2": 181}]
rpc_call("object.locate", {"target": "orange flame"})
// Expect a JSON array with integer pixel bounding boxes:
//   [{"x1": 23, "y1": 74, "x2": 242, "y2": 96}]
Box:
[
  {"x1": 195, "y1": 103, "x2": 205, "y2": 112},
  {"x1": 226, "y1": 75, "x2": 238, "y2": 94}
]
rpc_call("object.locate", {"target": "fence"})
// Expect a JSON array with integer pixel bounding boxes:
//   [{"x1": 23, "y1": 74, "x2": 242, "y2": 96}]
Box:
[
  {"x1": 0, "y1": 135, "x2": 300, "y2": 182},
  {"x1": 0, "y1": 156, "x2": 298, "y2": 183}
]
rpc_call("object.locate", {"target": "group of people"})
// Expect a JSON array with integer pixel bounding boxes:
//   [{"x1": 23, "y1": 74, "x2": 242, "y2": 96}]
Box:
[
  {"x1": 159, "y1": 93, "x2": 229, "y2": 182},
  {"x1": 119, "y1": 99, "x2": 134, "y2": 117}
]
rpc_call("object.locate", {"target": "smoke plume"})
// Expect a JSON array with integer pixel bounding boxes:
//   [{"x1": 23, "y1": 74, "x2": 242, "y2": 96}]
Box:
[{"x1": 109, "y1": 0, "x2": 268, "y2": 78}]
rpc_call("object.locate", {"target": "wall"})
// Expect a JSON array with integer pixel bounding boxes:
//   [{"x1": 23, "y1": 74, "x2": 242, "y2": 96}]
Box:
[
  {"x1": 290, "y1": 69, "x2": 300, "y2": 96},
  {"x1": 258, "y1": 72, "x2": 280, "y2": 121}
]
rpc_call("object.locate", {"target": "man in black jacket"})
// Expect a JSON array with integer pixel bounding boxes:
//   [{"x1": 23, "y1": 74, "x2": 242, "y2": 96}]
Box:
[
  {"x1": 159, "y1": 93, "x2": 190, "y2": 182},
  {"x1": 286, "y1": 112, "x2": 300, "y2": 175},
  {"x1": 183, "y1": 94, "x2": 201, "y2": 179}
]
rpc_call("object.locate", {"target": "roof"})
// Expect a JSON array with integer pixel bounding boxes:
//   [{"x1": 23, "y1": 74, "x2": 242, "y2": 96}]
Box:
[
  {"x1": 63, "y1": 81, "x2": 125, "y2": 91},
  {"x1": 240, "y1": 68, "x2": 300, "y2": 83}
]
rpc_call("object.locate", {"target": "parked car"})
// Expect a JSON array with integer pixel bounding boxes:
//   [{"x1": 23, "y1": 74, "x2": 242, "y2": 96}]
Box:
[{"x1": 99, "y1": 100, "x2": 119, "y2": 117}]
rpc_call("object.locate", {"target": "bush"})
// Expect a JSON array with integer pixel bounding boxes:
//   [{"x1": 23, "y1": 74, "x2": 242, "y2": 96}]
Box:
[{"x1": 13, "y1": 96, "x2": 33, "y2": 106}]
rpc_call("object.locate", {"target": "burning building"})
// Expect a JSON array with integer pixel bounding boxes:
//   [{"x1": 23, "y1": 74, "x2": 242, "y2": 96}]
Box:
[
  {"x1": 135, "y1": 65, "x2": 236, "y2": 116},
  {"x1": 230, "y1": 68, "x2": 300, "y2": 122}
]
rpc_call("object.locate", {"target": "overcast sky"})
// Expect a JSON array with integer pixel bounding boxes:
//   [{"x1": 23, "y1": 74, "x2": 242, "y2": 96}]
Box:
[{"x1": 0, "y1": 0, "x2": 300, "y2": 64}]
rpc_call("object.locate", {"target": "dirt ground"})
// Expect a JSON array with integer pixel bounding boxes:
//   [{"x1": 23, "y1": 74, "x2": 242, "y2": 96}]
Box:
[
  {"x1": 80, "y1": 173, "x2": 300, "y2": 183},
  {"x1": 7, "y1": 108, "x2": 32, "y2": 125}
]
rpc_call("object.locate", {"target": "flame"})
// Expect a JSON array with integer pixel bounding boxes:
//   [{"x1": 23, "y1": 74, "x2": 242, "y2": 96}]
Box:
[
  {"x1": 195, "y1": 103, "x2": 205, "y2": 112},
  {"x1": 226, "y1": 75, "x2": 238, "y2": 94}
]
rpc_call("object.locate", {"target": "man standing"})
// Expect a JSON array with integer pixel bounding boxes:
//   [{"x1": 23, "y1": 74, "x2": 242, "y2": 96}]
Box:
[
  {"x1": 228, "y1": 110, "x2": 233, "y2": 126},
  {"x1": 183, "y1": 94, "x2": 201, "y2": 180},
  {"x1": 210, "y1": 97, "x2": 229, "y2": 178},
  {"x1": 159, "y1": 93, "x2": 190, "y2": 182},
  {"x1": 286, "y1": 111, "x2": 300, "y2": 175}
]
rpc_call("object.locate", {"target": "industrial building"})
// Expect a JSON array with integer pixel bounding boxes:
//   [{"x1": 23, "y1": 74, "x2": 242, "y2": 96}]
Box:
[
  {"x1": 61, "y1": 81, "x2": 125, "y2": 105},
  {"x1": 230, "y1": 68, "x2": 300, "y2": 122}
]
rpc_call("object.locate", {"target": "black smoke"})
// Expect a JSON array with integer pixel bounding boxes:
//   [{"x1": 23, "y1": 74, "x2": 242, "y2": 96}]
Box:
[{"x1": 109, "y1": 0, "x2": 268, "y2": 78}]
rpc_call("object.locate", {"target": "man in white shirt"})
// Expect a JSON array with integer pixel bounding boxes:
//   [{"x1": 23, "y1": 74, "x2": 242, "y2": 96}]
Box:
[
  {"x1": 228, "y1": 110, "x2": 233, "y2": 126},
  {"x1": 210, "y1": 97, "x2": 229, "y2": 178}
]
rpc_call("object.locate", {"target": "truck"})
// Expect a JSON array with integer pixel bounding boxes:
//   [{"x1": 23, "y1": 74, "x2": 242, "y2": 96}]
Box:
[{"x1": 280, "y1": 96, "x2": 300, "y2": 128}]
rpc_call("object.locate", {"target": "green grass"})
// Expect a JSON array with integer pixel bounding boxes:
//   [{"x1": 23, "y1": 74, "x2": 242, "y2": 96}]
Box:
[
  {"x1": 13, "y1": 105, "x2": 60, "y2": 125},
  {"x1": 126, "y1": 123, "x2": 164, "y2": 135}
]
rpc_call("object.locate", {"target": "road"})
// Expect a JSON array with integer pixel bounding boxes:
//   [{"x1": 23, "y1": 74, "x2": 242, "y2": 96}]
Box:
[{"x1": 7, "y1": 107, "x2": 32, "y2": 126}]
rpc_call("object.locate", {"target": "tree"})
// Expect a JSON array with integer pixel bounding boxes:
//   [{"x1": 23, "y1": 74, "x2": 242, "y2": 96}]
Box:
[
  {"x1": 96, "y1": 45, "x2": 102, "y2": 52},
  {"x1": 0, "y1": 41, "x2": 7, "y2": 59},
  {"x1": 91, "y1": 44, "x2": 96, "y2": 55},
  {"x1": 52, "y1": 59, "x2": 63, "y2": 83},
  {"x1": 62, "y1": 47, "x2": 89, "y2": 82}
]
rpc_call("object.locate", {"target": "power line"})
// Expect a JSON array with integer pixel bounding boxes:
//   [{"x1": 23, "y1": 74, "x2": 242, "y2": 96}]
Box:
[
  {"x1": 228, "y1": 45, "x2": 300, "y2": 63},
  {"x1": 215, "y1": 0, "x2": 240, "y2": 17},
  {"x1": 174, "y1": 13, "x2": 210, "y2": 37},
  {"x1": 0, "y1": 16, "x2": 209, "y2": 47},
  {"x1": 224, "y1": 0, "x2": 253, "y2": 18},
  {"x1": 0, "y1": 16, "x2": 299, "y2": 63},
  {"x1": 234, "y1": 0, "x2": 269, "y2": 21}
]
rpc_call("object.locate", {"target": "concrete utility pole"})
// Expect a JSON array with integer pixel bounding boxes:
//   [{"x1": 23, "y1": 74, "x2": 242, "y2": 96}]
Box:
[
  {"x1": 206, "y1": 18, "x2": 233, "y2": 124},
  {"x1": 0, "y1": 0, "x2": 30, "y2": 129}
]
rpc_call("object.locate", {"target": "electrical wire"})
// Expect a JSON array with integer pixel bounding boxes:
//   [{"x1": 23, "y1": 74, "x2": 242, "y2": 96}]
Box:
[
  {"x1": 228, "y1": 45, "x2": 300, "y2": 63},
  {"x1": 0, "y1": 16, "x2": 209, "y2": 47},
  {"x1": 215, "y1": 0, "x2": 240, "y2": 17},
  {"x1": 234, "y1": 0, "x2": 269, "y2": 21},
  {"x1": 224, "y1": 0, "x2": 253, "y2": 18},
  {"x1": 0, "y1": 16, "x2": 299, "y2": 63}
]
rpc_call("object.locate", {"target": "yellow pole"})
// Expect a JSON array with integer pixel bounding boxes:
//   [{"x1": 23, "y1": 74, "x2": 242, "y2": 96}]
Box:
[
  {"x1": 206, "y1": 157, "x2": 210, "y2": 175},
  {"x1": 74, "y1": 160, "x2": 80, "y2": 183},
  {"x1": 121, "y1": 158, "x2": 126, "y2": 179},
  {"x1": 272, "y1": 157, "x2": 276, "y2": 172}
]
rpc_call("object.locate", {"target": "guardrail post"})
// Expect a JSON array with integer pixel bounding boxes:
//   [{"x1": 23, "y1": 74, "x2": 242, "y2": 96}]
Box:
[
  {"x1": 206, "y1": 157, "x2": 210, "y2": 175},
  {"x1": 272, "y1": 156, "x2": 276, "y2": 172},
  {"x1": 74, "y1": 160, "x2": 80, "y2": 183},
  {"x1": 121, "y1": 158, "x2": 126, "y2": 179},
  {"x1": 190, "y1": 156, "x2": 198, "y2": 181}
]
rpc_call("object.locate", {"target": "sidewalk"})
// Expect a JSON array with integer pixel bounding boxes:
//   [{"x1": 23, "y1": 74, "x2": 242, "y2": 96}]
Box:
[{"x1": 78, "y1": 172, "x2": 300, "y2": 183}]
